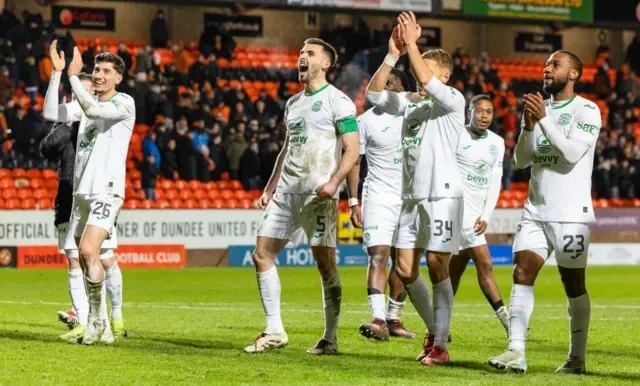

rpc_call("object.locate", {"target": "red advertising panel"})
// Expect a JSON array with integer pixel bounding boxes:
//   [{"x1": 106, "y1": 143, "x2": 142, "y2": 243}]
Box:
[{"x1": 17, "y1": 245, "x2": 185, "y2": 268}]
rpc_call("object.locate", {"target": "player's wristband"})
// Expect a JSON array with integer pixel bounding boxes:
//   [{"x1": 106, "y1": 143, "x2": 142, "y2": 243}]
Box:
[
  {"x1": 384, "y1": 54, "x2": 398, "y2": 68},
  {"x1": 348, "y1": 197, "x2": 359, "y2": 208}
]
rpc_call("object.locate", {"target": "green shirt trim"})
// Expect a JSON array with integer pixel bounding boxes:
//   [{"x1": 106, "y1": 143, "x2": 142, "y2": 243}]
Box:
[
  {"x1": 305, "y1": 84, "x2": 329, "y2": 96},
  {"x1": 336, "y1": 115, "x2": 358, "y2": 136},
  {"x1": 551, "y1": 95, "x2": 576, "y2": 110}
]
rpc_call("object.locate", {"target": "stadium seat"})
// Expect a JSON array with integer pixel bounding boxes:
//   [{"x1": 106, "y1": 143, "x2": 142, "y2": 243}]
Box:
[
  {"x1": 45, "y1": 178, "x2": 58, "y2": 190},
  {"x1": 26, "y1": 169, "x2": 41, "y2": 179},
  {"x1": 21, "y1": 198, "x2": 36, "y2": 209},
  {"x1": 229, "y1": 180, "x2": 242, "y2": 190},
  {"x1": 207, "y1": 190, "x2": 221, "y2": 200},
  {"x1": 184, "y1": 199, "x2": 197, "y2": 209},
  {"x1": 227, "y1": 199, "x2": 240, "y2": 209},
  {"x1": 156, "y1": 199, "x2": 170, "y2": 209},
  {"x1": 220, "y1": 190, "x2": 234, "y2": 200},
  {"x1": 175, "y1": 180, "x2": 187, "y2": 190},
  {"x1": 30, "y1": 178, "x2": 44, "y2": 189},
  {"x1": 198, "y1": 199, "x2": 211, "y2": 209},
  {"x1": 37, "y1": 198, "x2": 53, "y2": 209},
  {"x1": 160, "y1": 179, "x2": 175, "y2": 190},
  {"x1": 0, "y1": 200, "x2": 5, "y2": 209},
  {"x1": 169, "y1": 199, "x2": 182, "y2": 209},
  {"x1": 204, "y1": 181, "x2": 217, "y2": 191},
  {"x1": 188, "y1": 180, "x2": 202, "y2": 191},
  {"x1": 5, "y1": 198, "x2": 20, "y2": 209},
  {"x1": 240, "y1": 199, "x2": 253, "y2": 209},
  {"x1": 123, "y1": 200, "x2": 139, "y2": 209},
  {"x1": 2, "y1": 188, "x2": 17, "y2": 199},
  {"x1": 140, "y1": 199, "x2": 156, "y2": 209},
  {"x1": 17, "y1": 189, "x2": 33, "y2": 199},
  {"x1": 164, "y1": 189, "x2": 178, "y2": 200},
  {"x1": 33, "y1": 188, "x2": 48, "y2": 200},
  {"x1": 11, "y1": 168, "x2": 26, "y2": 178},
  {"x1": 193, "y1": 189, "x2": 206, "y2": 199},
  {"x1": 0, "y1": 177, "x2": 13, "y2": 189},
  {"x1": 235, "y1": 190, "x2": 250, "y2": 200},
  {"x1": 129, "y1": 170, "x2": 141, "y2": 180},
  {"x1": 155, "y1": 189, "x2": 165, "y2": 200},
  {"x1": 249, "y1": 190, "x2": 262, "y2": 200},
  {"x1": 210, "y1": 199, "x2": 225, "y2": 209},
  {"x1": 179, "y1": 190, "x2": 193, "y2": 200},
  {"x1": 0, "y1": 169, "x2": 10, "y2": 178}
]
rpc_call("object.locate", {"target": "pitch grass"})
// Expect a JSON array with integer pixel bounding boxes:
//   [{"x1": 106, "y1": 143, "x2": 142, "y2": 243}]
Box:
[{"x1": 1, "y1": 266, "x2": 639, "y2": 385}]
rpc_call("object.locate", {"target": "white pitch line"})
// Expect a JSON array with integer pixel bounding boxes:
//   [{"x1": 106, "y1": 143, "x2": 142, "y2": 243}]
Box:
[{"x1": 0, "y1": 300, "x2": 638, "y2": 322}]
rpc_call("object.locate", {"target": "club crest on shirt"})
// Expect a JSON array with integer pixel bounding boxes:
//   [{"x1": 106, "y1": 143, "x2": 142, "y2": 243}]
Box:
[
  {"x1": 311, "y1": 101, "x2": 323, "y2": 112},
  {"x1": 490, "y1": 144, "x2": 497, "y2": 156},
  {"x1": 473, "y1": 160, "x2": 488, "y2": 175},
  {"x1": 557, "y1": 113, "x2": 572, "y2": 126}
]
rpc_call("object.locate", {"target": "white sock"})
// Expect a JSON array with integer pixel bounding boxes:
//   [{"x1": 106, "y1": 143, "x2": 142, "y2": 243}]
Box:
[
  {"x1": 433, "y1": 278, "x2": 454, "y2": 350},
  {"x1": 257, "y1": 266, "x2": 284, "y2": 334},
  {"x1": 68, "y1": 268, "x2": 88, "y2": 326},
  {"x1": 100, "y1": 282, "x2": 109, "y2": 324},
  {"x1": 368, "y1": 294, "x2": 386, "y2": 321},
  {"x1": 405, "y1": 273, "x2": 435, "y2": 334},
  {"x1": 321, "y1": 274, "x2": 342, "y2": 343},
  {"x1": 386, "y1": 298, "x2": 406, "y2": 321},
  {"x1": 508, "y1": 284, "x2": 534, "y2": 354},
  {"x1": 105, "y1": 264, "x2": 123, "y2": 320},
  {"x1": 85, "y1": 277, "x2": 104, "y2": 322},
  {"x1": 567, "y1": 293, "x2": 590, "y2": 362}
]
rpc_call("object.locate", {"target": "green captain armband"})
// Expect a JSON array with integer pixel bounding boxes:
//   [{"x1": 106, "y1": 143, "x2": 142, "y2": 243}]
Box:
[{"x1": 335, "y1": 115, "x2": 358, "y2": 135}]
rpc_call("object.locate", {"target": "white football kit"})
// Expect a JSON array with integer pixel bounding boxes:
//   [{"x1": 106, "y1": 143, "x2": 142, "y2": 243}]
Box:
[
  {"x1": 358, "y1": 107, "x2": 404, "y2": 248},
  {"x1": 370, "y1": 78, "x2": 466, "y2": 253},
  {"x1": 44, "y1": 72, "x2": 134, "y2": 249},
  {"x1": 513, "y1": 95, "x2": 601, "y2": 268},
  {"x1": 456, "y1": 126, "x2": 505, "y2": 250},
  {"x1": 258, "y1": 84, "x2": 358, "y2": 247}
]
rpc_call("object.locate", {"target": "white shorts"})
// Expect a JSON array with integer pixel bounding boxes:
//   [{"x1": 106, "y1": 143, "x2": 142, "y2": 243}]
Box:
[
  {"x1": 64, "y1": 194, "x2": 122, "y2": 251},
  {"x1": 395, "y1": 197, "x2": 463, "y2": 253},
  {"x1": 459, "y1": 210, "x2": 487, "y2": 251},
  {"x1": 257, "y1": 193, "x2": 337, "y2": 247},
  {"x1": 361, "y1": 200, "x2": 401, "y2": 248},
  {"x1": 513, "y1": 218, "x2": 591, "y2": 269}
]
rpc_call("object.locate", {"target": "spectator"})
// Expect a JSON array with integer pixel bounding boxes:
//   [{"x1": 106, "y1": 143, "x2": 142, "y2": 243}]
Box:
[
  {"x1": 188, "y1": 54, "x2": 207, "y2": 86},
  {"x1": 161, "y1": 138, "x2": 179, "y2": 180},
  {"x1": 609, "y1": 158, "x2": 620, "y2": 198},
  {"x1": 141, "y1": 155, "x2": 158, "y2": 201},
  {"x1": 616, "y1": 63, "x2": 638, "y2": 100},
  {"x1": 594, "y1": 156, "x2": 610, "y2": 198},
  {"x1": 619, "y1": 159, "x2": 635, "y2": 199},
  {"x1": 175, "y1": 127, "x2": 198, "y2": 181},
  {"x1": 134, "y1": 46, "x2": 153, "y2": 77},
  {"x1": 192, "y1": 120, "x2": 209, "y2": 152},
  {"x1": 0, "y1": 66, "x2": 13, "y2": 106},
  {"x1": 150, "y1": 10, "x2": 169, "y2": 49},
  {"x1": 117, "y1": 43, "x2": 133, "y2": 78},
  {"x1": 209, "y1": 133, "x2": 226, "y2": 181},
  {"x1": 226, "y1": 126, "x2": 248, "y2": 180},
  {"x1": 142, "y1": 131, "x2": 161, "y2": 169},
  {"x1": 205, "y1": 53, "x2": 219, "y2": 84},
  {"x1": 81, "y1": 44, "x2": 95, "y2": 73},
  {"x1": 154, "y1": 122, "x2": 170, "y2": 152},
  {"x1": 239, "y1": 140, "x2": 263, "y2": 190}
]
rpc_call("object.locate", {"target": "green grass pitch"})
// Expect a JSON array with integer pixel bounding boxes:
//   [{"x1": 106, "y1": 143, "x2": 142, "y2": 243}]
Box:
[{"x1": 1, "y1": 266, "x2": 639, "y2": 385}]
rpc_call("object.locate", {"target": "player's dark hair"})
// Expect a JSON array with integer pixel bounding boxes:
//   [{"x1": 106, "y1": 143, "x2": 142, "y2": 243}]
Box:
[
  {"x1": 77, "y1": 72, "x2": 92, "y2": 82},
  {"x1": 304, "y1": 38, "x2": 338, "y2": 68},
  {"x1": 468, "y1": 94, "x2": 492, "y2": 111},
  {"x1": 94, "y1": 52, "x2": 126, "y2": 75},
  {"x1": 390, "y1": 68, "x2": 410, "y2": 92},
  {"x1": 422, "y1": 49, "x2": 454, "y2": 73},
  {"x1": 555, "y1": 50, "x2": 582, "y2": 81}
]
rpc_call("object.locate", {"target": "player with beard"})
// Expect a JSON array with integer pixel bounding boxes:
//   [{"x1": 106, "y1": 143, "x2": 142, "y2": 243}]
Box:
[
  {"x1": 244, "y1": 38, "x2": 359, "y2": 355},
  {"x1": 347, "y1": 68, "x2": 416, "y2": 341},
  {"x1": 449, "y1": 94, "x2": 509, "y2": 334},
  {"x1": 489, "y1": 50, "x2": 601, "y2": 374}
]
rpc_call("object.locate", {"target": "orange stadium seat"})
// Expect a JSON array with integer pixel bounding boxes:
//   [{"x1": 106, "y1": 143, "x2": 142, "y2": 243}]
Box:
[
  {"x1": 220, "y1": 190, "x2": 234, "y2": 200},
  {"x1": 207, "y1": 190, "x2": 220, "y2": 200},
  {"x1": 175, "y1": 180, "x2": 187, "y2": 190},
  {"x1": 155, "y1": 189, "x2": 165, "y2": 200},
  {"x1": 183, "y1": 199, "x2": 197, "y2": 209},
  {"x1": 169, "y1": 199, "x2": 182, "y2": 209},
  {"x1": 37, "y1": 198, "x2": 53, "y2": 209},
  {"x1": 229, "y1": 180, "x2": 242, "y2": 190},
  {"x1": 188, "y1": 180, "x2": 202, "y2": 191},
  {"x1": 33, "y1": 188, "x2": 48, "y2": 200},
  {"x1": 11, "y1": 168, "x2": 26, "y2": 178},
  {"x1": 17, "y1": 189, "x2": 33, "y2": 199},
  {"x1": 5, "y1": 198, "x2": 20, "y2": 209},
  {"x1": 198, "y1": 199, "x2": 212, "y2": 209},
  {"x1": 123, "y1": 200, "x2": 139, "y2": 209},
  {"x1": 179, "y1": 190, "x2": 193, "y2": 200},
  {"x1": 30, "y1": 178, "x2": 44, "y2": 189},
  {"x1": 26, "y1": 169, "x2": 41, "y2": 179},
  {"x1": 2, "y1": 188, "x2": 17, "y2": 199},
  {"x1": 140, "y1": 200, "x2": 156, "y2": 209},
  {"x1": 227, "y1": 199, "x2": 240, "y2": 209},
  {"x1": 0, "y1": 177, "x2": 13, "y2": 189},
  {"x1": 240, "y1": 199, "x2": 253, "y2": 209},
  {"x1": 160, "y1": 179, "x2": 175, "y2": 190},
  {"x1": 21, "y1": 198, "x2": 36, "y2": 209},
  {"x1": 193, "y1": 189, "x2": 206, "y2": 200},
  {"x1": 164, "y1": 189, "x2": 178, "y2": 200},
  {"x1": 0, "y1": 200, "x2": 5, "y2": 209},
  {"x1": 204, "y1": 181, "x2": 217, "y2": 191},
  {"x1": 45, "y1": 178, "x2": 58, "y2": 190},
  {"x1": 156, "y1": 199, "x2": 170, "y2": 209},
  {"x1": 0, "y1": 169, "x2": 10, "y2": 178}
]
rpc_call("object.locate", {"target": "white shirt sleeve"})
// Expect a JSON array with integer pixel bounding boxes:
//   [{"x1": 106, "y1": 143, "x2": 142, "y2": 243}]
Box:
[
  {"x1": 481, "y1": 141, "x2": 505, "y2": 222},
  {"x1": 514, "y1": 121, "x2": 535, "y2": 169},
  {"x1": 365, "y1": 90, "x2": 409, "y2": 116},
  {"x1": 43, "y1": 71, "x2": 83, "y2": 123},
  {"x1": 357, "y1": 114, "x2": 368, "y2": 155},
  {"x1": 423, "y1": 77, "x2": 465, "y2": 114},
  {"x1": 538, "y1": 104, "x2": 599, "y2": 166},
  {"x1": 69, "y1": 75, "x2": 135, "y2": 122}
]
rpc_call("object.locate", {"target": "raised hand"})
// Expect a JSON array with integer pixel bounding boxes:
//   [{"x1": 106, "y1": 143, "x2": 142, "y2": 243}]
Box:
[
  {"x1": 50, "y1": 40, "x2": 65, "y2": 72},
  {"x1": 67, "y1": 46, "x2": 83, "y2": 77},
  {"x1": 397, "y1": 11, "x2": 421, "y2": 46},
  {"x1": 388, "y1": 25, "x2": 407, "y2": 59}
]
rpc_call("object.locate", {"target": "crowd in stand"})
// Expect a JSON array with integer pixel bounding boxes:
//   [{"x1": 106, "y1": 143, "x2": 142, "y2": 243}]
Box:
[{"x1": 1, "y1": 8, "x2": 640, "y2": 201}]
